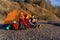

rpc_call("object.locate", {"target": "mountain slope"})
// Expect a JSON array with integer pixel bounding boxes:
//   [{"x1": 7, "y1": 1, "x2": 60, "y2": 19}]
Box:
[{"x1": 0, "y1": 0, "x2": 60, "y2": 23}]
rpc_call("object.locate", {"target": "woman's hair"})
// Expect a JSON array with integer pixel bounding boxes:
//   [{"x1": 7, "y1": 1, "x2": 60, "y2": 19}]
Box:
[{"x1": 24, "y1": 14, "x2": 27, "y2": 18}]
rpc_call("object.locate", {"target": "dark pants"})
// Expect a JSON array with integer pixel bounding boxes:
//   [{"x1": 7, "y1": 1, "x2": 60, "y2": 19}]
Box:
[
  {"x1": 0, "y1": 24, "x2": 15, "y2": 30},
  {"x1": 0, "y1": 24, "x2": 10, "y2": 30}
]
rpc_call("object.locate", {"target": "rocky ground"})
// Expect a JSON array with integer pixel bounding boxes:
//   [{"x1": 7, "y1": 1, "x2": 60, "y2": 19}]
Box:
[
  {"x1": 0, "y1": 24, "x2": 60, "y2": 40},
  {"x1": 0, "y1": 0, "x2": 60, "y2": 40}
]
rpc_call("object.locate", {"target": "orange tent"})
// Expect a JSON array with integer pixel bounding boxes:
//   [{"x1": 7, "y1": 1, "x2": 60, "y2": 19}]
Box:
[
  {"x1": 4, "y1": 9, "x2": 31, "y2": 24},
  {"x1": 4, "y1": 10, "x2": 20, "y2": 24}
]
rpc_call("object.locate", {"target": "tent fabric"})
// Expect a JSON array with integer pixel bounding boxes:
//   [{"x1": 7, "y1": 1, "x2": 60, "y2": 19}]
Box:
[
  {"x1": 4, "y1": 9, "x2": 31, "y2": 24},
  {"x1": 4, "y1": 10, "x2": 20, "y2": 24}
]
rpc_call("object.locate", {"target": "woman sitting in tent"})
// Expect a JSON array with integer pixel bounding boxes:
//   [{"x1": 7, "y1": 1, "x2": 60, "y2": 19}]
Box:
[{"x1": 19, "y1": 12, "x2": 32, "y2": 29}]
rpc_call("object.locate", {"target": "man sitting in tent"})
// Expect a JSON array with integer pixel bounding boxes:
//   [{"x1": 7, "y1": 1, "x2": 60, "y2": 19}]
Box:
[
  {"x1": 29, "y1": 15, "x2": 37, "y2": 28},
  {"x1": 4, "y1": 10, "x2": 20, "y2": 30}
]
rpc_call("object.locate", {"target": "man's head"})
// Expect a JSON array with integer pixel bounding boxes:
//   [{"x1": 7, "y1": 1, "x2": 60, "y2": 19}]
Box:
[{"x1": 13, "y1": 21, "x2": 16, "y2": 23}]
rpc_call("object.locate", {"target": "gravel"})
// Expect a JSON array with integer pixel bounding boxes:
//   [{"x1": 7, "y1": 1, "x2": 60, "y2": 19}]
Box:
[{"x1": 0, "y1": 24, "x2": 60, "y2": 40}]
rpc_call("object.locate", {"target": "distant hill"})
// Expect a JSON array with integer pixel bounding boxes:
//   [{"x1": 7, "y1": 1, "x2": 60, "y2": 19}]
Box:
[{"x1": 55, "y1": 6, "x2": 60, "y2": 18}]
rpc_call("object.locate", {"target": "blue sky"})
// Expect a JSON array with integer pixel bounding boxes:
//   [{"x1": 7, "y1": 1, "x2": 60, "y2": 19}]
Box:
[{"x1": 50, "y1": 0, "x2": 60, "y2": 6}]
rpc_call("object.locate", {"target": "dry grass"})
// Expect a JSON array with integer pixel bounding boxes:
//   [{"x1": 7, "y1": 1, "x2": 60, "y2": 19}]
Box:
[{"x1": 0, "y1": 0, "x2": 60, "y2": 23}]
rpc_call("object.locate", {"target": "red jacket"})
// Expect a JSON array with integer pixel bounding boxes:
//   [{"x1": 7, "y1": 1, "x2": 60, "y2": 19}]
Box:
[
  {"x1": 24, "y1": 18, "x2": 31, "y2": 28},
  {"x1": 12, "y1": 23, "x2": 19, "y2": 30},
  {"x1": 19, "y1": 18, "x2": 31, "y2": 28}
]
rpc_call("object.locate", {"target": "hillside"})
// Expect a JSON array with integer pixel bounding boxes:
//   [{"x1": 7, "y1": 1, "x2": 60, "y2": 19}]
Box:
[{"x1": 0, "y1": 0, "x2": 60, "y2": 22}]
